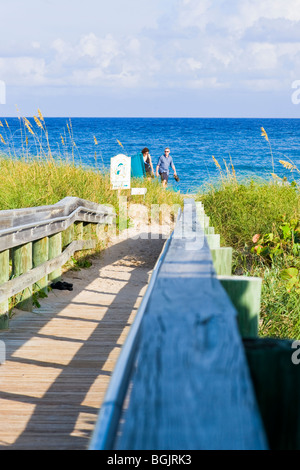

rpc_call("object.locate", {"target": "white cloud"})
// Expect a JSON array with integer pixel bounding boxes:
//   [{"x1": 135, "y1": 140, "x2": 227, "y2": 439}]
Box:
[
  {"x1": 243, "y1": 18, "x2": 300, "y2": 43},
  {"x1": 186, "y1": 77, "x2": 229, "y2": 89},
  {"x1": 1, "y1": 0, "x2": 300, "y2": 115},
  {"x1": 77, "y1": 33, "x2": 120, "y2": 65},
  {"x1": 176, "y1": 57, "x2": 203, "y2": 73},
  {"x1": 0, "y1": 57, "x2": 47, "y2": 85},
  {"x1": 242, "y1": 78, "x2": 283, "y2": 91},
  {"x1": 247, "y1": 43, "x2": 279, "y2": 70}
]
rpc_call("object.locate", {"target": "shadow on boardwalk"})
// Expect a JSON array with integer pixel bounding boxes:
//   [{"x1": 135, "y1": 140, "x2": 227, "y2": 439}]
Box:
[{"x1": 0, "y1": 229, "x2": 166, "y2": 450}]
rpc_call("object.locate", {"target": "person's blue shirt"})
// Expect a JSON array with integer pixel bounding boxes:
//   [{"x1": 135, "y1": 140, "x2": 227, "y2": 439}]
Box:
[{"x1": 156, "y1": 154, "x2": 174, "y2": 175}]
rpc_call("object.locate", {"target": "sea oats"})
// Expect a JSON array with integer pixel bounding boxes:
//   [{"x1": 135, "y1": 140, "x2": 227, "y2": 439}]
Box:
[
  {"x1": 23, "y1": 117, "x2": 35, "y2": 135},
  {"x1": 279, "y1": 160, "x2": 295, "y2": 171},
  {"x1": 260, "y1": 126, "x2": 274, "y2": 174},
  {"x1": 33, "y1": 115, "x2": 43, "y2": 129},
  {"x1": 37, "y1": 108, "x2": 44, "y2": 122},
  {"x1": 24, "y1": 121, "x2": 35, "y2": 135},
  {"x1": 212, "y1": 155, "x2": 221, "y2": 169},
  {"x1": 261, "y1": 127, "x2": 269, "y2": 141}
]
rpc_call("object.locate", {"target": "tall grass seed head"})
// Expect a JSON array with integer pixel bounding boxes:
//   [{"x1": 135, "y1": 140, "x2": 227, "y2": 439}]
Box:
[
  {"x1": 279, "y1": 160, "x2": 296, "y2": 171},
  {"x1": 37, "y1": 108, "x2": 45, "y2": 122},
  {"x1": 212, "y1": 155, "x2": 221, "y2": 169},
  {"x1": 33, "y1": 115, "x2": 44, "y2": 129},
  {"x1": 261, "y1": 127, "x2": 269, "y2": 141}
]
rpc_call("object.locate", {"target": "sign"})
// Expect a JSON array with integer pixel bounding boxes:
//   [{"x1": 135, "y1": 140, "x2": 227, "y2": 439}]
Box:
[{"x1": 110, "y1": 154, "x2": 131, "y2": 190}]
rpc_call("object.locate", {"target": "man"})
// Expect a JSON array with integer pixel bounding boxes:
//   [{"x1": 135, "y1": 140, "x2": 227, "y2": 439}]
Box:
[{"x1": 156, "y1": 147, "x2": 177, "y2": 187}]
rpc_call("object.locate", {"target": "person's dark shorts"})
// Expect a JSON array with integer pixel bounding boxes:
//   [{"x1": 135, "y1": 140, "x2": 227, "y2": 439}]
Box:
[{"x1": 160, "y1": 171, "x2": 168, "y2": 182}]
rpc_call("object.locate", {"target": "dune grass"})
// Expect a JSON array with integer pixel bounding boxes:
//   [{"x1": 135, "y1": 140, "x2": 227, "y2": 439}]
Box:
[
  {"x1": 0, "y1": 154, "x2": 184, "y2": 212},
  {"x1": 197, "y1": 175, "x2": 300, "y2": 339},
  {"x1": 198, "y1": 179, "x2": 300, "y2": 249},
  {"x1": 0, "y1": 152, "x2": 184, "y2": 314}
]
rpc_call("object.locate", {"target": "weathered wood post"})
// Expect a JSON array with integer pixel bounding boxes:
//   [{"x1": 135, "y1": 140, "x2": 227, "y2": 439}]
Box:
[
  {"x1": 211, "y1": 247, "x2": 233, "y2": 275},
  {"x1": 83, "y1": 222, "x2": 92, "y2": 240},
  {"x1": 48, "y1": 233, "x2": 62, "y2": 282},
  {"x1": 219, "y1": 275, "x2": 262, "y2": 337},
  {"x1": 75, "y1": 221, "x2": 84, "y2": 240},
  {"x1": 0, "y1": 250, "x2": 10, "y2": 329},
  {"x1": 62, "y1": 224, "x2": 74, "y2": 248},
  {"x1": 32, "y1": 237, "x2": 49, "y2": 295},
  {"x1": 12, "y1": 242, "x2": 33, "y2": 311}
]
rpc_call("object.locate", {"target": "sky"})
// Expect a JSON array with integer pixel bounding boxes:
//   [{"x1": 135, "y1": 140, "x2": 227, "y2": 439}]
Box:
[{"x1": 1, "y1": 0, "x2": 300, "y2": 117}]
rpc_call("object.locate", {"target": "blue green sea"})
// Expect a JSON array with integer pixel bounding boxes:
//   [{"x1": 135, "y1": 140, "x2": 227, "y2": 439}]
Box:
[{"x1": 1, "y1": 117, "x2": 300, "y2": 193}]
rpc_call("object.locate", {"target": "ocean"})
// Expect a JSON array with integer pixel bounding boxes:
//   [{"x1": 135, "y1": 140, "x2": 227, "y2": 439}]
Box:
[{"x1": 1, "y1": 117, "x2": 300, "y2": 193}]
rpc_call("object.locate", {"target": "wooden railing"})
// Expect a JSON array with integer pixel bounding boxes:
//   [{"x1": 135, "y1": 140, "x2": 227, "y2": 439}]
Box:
[
  {"x1": 90, "y1": 198, "x2": 268, "y2": 450},
  {"x1": 0, "y1": 197, "x2": 115, "y2": 329}
]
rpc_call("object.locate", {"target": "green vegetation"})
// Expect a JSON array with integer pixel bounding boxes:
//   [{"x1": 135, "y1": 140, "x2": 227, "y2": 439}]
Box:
[
  {"x1": 197, "y1": 175, "x2": 300, "y2": 339},
  {"x1": 1, "y1": 115, "x2": 299, "y2": 340},
  {"x1": 0, "y1": 155, "x2": 183, "y2": 213},
  {"x1": 0, "y1": 153, "x2": 183, "y2": 317}
]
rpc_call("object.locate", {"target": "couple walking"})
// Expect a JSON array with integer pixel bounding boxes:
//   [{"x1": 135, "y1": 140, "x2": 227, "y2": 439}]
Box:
[{"x1": 142, "y1": 147, "x2": 178, "y2": 187}]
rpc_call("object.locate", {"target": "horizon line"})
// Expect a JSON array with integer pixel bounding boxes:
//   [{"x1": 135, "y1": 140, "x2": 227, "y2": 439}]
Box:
[{"x1": 1, "y1": 115, "x2": 300, "y2": 120}]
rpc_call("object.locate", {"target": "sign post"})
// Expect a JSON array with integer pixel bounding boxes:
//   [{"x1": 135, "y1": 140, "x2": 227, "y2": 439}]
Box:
[{"x1": 110, "y1": 154, "x2": 131, "y2": 190}]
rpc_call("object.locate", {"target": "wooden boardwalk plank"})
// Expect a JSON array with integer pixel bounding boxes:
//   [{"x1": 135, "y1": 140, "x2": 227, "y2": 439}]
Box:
[{"x1": 0, "y1": 229, "x2": 166, "y2": 449}]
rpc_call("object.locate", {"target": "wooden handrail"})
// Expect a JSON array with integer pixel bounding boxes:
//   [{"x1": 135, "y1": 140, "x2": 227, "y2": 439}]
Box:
[
  {"x1": 0, "y1": 197, "x2": 116, "y2": 329},
  {"x1": 90, "y1": 199, "x2": 267, "y2": 450},
  {"x1": 0, "y1": 197, "x2": 115, "y2": 251}
]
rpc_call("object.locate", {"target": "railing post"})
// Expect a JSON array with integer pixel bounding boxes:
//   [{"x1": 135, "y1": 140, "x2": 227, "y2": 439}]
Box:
[
  {"x1": 0, "y1": 250, "x2": 10, "y2": 329},
  {"x1": 83, "y1": 222, "x2": 92, "y2": 240},
  {"x1": 48, "y1": 233, "x2": 62, "y2": 282},
  {"x1": 211, "y1": 247, "x2": 233, "y2": 275},
  {"x1": 12, "y1": 242, "x2": 33, "y2": 311},
  {"x1": 32, "y1": 237, "x2": 49, "y2": 295},
  {"x1": 62, "y1": 224, "x2": 74, "y2": 248},
  {"x1": 219, "y1": 275, "x2": 262, "y2": 338},
  {"x1": 75, "y1": 221, "x2": 84, "y2": 240}
]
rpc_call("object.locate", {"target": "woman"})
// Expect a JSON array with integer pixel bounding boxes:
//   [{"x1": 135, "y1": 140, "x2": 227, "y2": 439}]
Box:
[{"x1": 141, "y1": 147, "x2": 154, "y2": 178}]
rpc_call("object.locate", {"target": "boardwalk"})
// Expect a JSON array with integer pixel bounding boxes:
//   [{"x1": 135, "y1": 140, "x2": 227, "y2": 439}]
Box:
[{"x1": 0, "y1": 223, "x2": 169, "y2": 450}]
